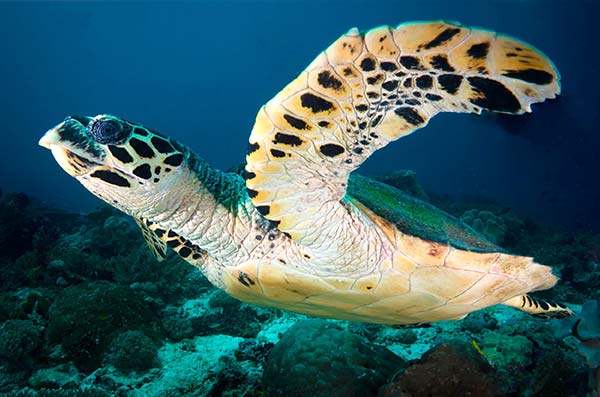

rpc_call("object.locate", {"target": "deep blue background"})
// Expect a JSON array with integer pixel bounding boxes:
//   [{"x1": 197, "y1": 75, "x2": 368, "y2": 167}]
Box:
[{"x1": 1, "y1": 1, "x2": 598, "y2": 231}]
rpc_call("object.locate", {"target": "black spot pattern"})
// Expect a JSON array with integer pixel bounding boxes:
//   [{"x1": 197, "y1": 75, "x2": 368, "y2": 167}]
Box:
[
  {"x1": 416, "y1": 75, "x2": 433, "y2": 89},
  {"x1": 283, "y1": 114, "x2": 309, "y2": 130},
  {"x1": 247, "y1": 189, "x2": 259, "y2": 198},
  {"x1": 273, "y1": 132, "x2": 303, "y2": 146},
  {"x1": 179, "y1": 246, "x2": 192, "y2": 258},
  {"x1": 343, "y1": 67, "x2": 354, "y2": 77},
  {"x1": 394, "y1": 107, "x2": 425, "y2": 125},
  {"x1": 163, "y1": 153, "x2": 183, "y2": 166},
  {"x1": 438, "y1": 74, "x2": 463, "y2": 94},
  {"x1": 129, "y1": 137, "x2": 155, "y2": 158},
  {"x1": 367, "y1": 74, "x2": 384, "y2": 85},
  {"x1": 467, "y1": 76, "x2": 521, "y2": 113},
  {"x1": 256, "y1": 205, "x2": 270, "y2": 216},
  {"x1": 467, "y1": 42, "x2": 490, "y2": 59},
  {"x1": 400, "y1": 56, "x2": 422, "y2": 70},
  {"x1": 371, "y1": 114, "x2": 383, "y2": 127},
  {"x1": 133, "y1": 127, "x2": 148, "y2": 136},
  {"x1": 243, "y1": 170, "x2": 256, "y2": 180},
  {"x1": 238, "y1": 272, "x2": 256, "y2": 287},
  {"x1": 270, "y1": 149, "x2": 286, "y2": 158},
  {"x1": 319, "y1": 143, "x2": 345, "y2": 157},
  {"x1": 502, "y1": 69, "x2": 553, "y2": 85},
  {"x1": 317, "y1": 70, "x2": 343, "y2": 90},
  {"x1": 360, "y1": 57, "x2": 376, "y2": 71},
  {"x1": 167, "y1": 239, "x2": 179, "y2": 248},
  {"x1": 247, "y1": 142, "x2": 260, "y2": 155},
  {"x1": 133, "y1": 164, "x2": 152, "y2": 180},
  {"x1": 90, "y1": 170, "x2": 130, "y2": 187},
  {"x1": 108, "y1": 145, "x2": 133, "y2": 163},
  {"x1": 318, "y1": 121, "x2": 330, "y2": 128},
  {"x1": 380, "y1": 61, "x2": 398, "y2": 71},
  {"x1": 422, "y1": 27, "x2": 461, "y2": 50},
  {"x1": 425, "y1": 93, "x2": 443, "y2": 101},
  {"x1": 300, "y1": 93, "x2": 334, "y2": 113},
  {"x1": 151, "y1": 136, "x2": 175, "y2": 154},
  {"x1": 382, "y1": 80, "x2": 399, "y2": 91},
  {"x1": 430, "y1": 55, "x2": 455, "y2": 72}
]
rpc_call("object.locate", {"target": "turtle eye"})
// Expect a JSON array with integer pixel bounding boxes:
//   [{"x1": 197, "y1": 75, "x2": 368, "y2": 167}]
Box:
[{"x1": 89, "y1": 118, "x2": 128, "y2": 144}]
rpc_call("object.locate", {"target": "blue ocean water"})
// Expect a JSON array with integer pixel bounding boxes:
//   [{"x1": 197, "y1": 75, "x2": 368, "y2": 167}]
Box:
[
  {"x1": 0, "y1": 0, "x2": 598, "y2": 231},
  {"x1": 1, "y1": 1, "x2": 599, "y2": 396}
]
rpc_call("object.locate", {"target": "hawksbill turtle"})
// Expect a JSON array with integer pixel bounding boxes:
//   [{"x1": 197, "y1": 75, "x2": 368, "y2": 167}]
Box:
[{"x1": 39, "y1": 21, "x2": 573, "y2": 324}]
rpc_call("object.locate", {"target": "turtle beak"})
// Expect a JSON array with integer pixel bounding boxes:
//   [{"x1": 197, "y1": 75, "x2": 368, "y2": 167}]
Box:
[
  {"x1": 39, "y1": 117, "x2": 104, "y2": 176},
  {"x1": 38, "y1": 126, "x2": 61, "y2": 149}
]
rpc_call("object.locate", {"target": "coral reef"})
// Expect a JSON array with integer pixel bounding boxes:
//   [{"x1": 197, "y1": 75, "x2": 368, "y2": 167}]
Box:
[
  {"x1": 262, "y1": 319, "x2": 406, "y2": 397},
  {"x1": 46, "y1": 281, "x2": 160, "y2": 373},
  {"x1": 0, "y1": 178, "x2": 597, "y2": 395},
  {"x1": 0, "y1": 319, "x2": 42, "y2": 370},
  {"x1": 104, "y1": 330, "x2": 160, "y2": 374},
  {"x1": 379, "y1": 340, "x2": 501, "y2": 397},
  {"x1": 460, "y1": 209, "x2": 508, "y2": 245}
]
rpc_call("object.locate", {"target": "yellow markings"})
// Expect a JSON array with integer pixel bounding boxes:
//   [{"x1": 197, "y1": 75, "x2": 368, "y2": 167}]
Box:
[
  {"x1": 323, "y1": 276, "x2": 354, "y2": 290},
  {"x1": 396, "y1": 234, "x2": 449, "y2": 267},
  {"x1": 304, "y1": 290, "x2": 379, "y2": 311},
  {"x1": 308, "y1": 68, "x2": 351, "y2": 99},
  {"x1": 325, "y1": 32, "x2": 364, "y2": 64},
  {"x1": 392, "y1": 22, "x2": 469, "y2": 53},
  {"x1": 282, "y1": 89, "x2": 340, "y2": 119},
  {"x1": 489, "y1": 254, "x2": 530, "y2": 276},
  {"x1": 246, "y1": 148, "x2": 269, "y2": 166},
  {"x1": 392, "y1": 254, "x2": 417, "y2": 273},
  {"x1": 472, "y1": 276, "x2": 529, "y2": 308},
  {"x1": 449, "y1": 30, "x2": 495, "y2": 73},
  {"x1": 372, "y1": 291, "x2": 444, "y2": 315},
  {"x1": 412, "y1": 304, "x2": 474, "y2": 322},
  {"x1": 352, "y1": 274, "x2": 380, "y2": 292},
  {"x1": 334, "y1": 64, "x2": 361, "y2": 80},
  {"x1": 250, "y1": 107, "x2": 275, "y2": 140},
  {"x1": 259, "y1": 264, "x2": 333, "y2": 303},
  {"x1": 364, "y1": 26, "x2": 400, "y2": 59},
  {"x1": 375, "y1": 111, "x2": 418, "y2": 140},
  {"x1": 351, "y1": 199, "x2": 396, "y2": 244},
  {"x1": 373, "y1": 270, "x2": 410, "y2": 296},
  {"x1": 306, "y1": 51, "x2": 330, "y2": 70},
  {"x1": 411, "y1": 266, "x2": 482, "y2": 301},
  {"x1": 444, "y1": 248, "x2": 500, "y2": 273},
  {"x1": 379, "y1": 258, "x2": 393, "y2": 271},
  {"x1": 221, "y1": 263, "x2": 263, "y2": 303},
  {"x1": 448, "y1": 273, "x2": 508, "y2": 305},
  {"x1": 519, "y1": 262, "x2": 557, "y2": 290},
  {"x1": 493, "y1": 36, "x2": 554, "y2": 75}
]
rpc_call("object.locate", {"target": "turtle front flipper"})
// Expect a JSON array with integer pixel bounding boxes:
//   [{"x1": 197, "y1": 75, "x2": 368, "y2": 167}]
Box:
[
  {"x1": 135, "y1": 216, "x2": 208, "y2": 266},
  {"x1": 245, "y1": 21, "x2": 560, "y2": 248},
  {"x1": 503, "y1": 294, "x2": 574, "y2": 319},
  {"x1": 135, "y1": 217, "x2": 168, "y2": 261}
]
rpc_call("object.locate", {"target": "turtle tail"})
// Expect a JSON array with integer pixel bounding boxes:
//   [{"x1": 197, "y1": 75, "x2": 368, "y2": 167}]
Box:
[{"x1": 503, "y1": 294, "x2": 574, "y2": 319}]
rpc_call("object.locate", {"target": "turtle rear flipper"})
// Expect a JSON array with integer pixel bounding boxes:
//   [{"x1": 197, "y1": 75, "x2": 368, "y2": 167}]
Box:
[
  {"x1": 246, "y1": 21, "x2": 560, "y2": 248},
  {"x1": 503, "y1": 294, "x2": 574, "y2": 319}
]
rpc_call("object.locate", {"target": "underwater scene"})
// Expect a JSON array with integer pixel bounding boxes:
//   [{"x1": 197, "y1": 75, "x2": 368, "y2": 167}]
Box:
[{"x1": 1, "y1": 1, "x2": 599, "y2": 396}]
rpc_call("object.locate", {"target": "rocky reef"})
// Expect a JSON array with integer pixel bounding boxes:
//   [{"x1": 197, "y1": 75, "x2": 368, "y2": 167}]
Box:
[{"x1": 0, "y1": 172, "x2": 598, "y2": 396}]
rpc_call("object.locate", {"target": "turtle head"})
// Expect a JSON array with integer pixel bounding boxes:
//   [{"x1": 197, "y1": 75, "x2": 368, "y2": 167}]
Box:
[{"x1": 39, "y1": 114, "x2": 187, "y2": 214}]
